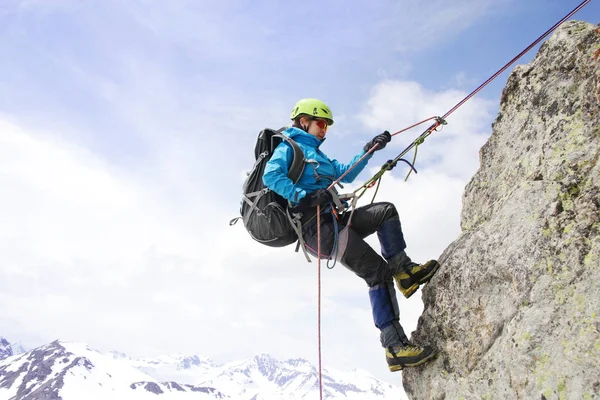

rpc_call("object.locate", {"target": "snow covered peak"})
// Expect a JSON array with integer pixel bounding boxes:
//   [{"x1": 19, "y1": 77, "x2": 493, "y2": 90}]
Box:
[
  {"x1": 104, "y1": 348, "x2": 403, "y2": 398},
  {"x1": 8, "y1": 342, "x2": 26, "y2": 356},
  {"x1": 109, "y1": 350, "x2": 131, "y2": 360},
  {"x1": 284, "y1": 358, "x2": 314, "y2": 371},
  {"x1": 129, "y1": 352, "x2": 215, "y2": 368},
  {"x1": 0, "y1": 340, "x2": 225, "y2": 399},
  {"x1": 179, "y1": 354, "x2": 214, "y2": 369},
  {"x1": 1, "y1": 339, "x2": 403, "y2": 399},
  {"x1": 251, "y1": 353, "x2": 279, "y2": 376},
  {"x1": 0, "y1": 337, "x2": 26, "y2": 360},
  {"x1": 121, "y1": 352, "x2": 217, "y2": 377},
  {"x1": 0, "y1": 338, "x2": 13, "y2": 360}
]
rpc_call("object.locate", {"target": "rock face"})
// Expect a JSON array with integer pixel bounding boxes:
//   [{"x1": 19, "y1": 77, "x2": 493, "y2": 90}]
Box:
[{"x1": 404, "y1": 21, "x2": 600, "y2": 400}]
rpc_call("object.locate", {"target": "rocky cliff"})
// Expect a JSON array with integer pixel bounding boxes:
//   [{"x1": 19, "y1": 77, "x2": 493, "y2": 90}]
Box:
[{"x1": 404, "y1": 20, "x2": 600, "y2": 400}]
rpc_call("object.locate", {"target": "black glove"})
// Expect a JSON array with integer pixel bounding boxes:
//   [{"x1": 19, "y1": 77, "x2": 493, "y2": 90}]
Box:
[
  {"x1": 364, "y1": 131, "x2": 392, "y2": 152},
  {"x1": 290, "y1": 189, "x2": 333, "y2": 214}
]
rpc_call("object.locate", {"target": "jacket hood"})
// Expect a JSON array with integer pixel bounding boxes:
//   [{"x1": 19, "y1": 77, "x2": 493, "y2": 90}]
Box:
[{"x1": 284, "y1": 127, "x2": 326, "y2": 148}]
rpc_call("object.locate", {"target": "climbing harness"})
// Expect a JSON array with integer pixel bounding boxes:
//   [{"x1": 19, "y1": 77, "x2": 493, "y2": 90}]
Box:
[{"x1": 313, "y1": 1, "x2": 592, "y2": 397}]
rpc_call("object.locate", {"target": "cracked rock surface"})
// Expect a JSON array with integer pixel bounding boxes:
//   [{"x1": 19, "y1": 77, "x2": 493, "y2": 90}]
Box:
[{"x1": 403, "y1": 21, "x2": 600, "y2": 400}]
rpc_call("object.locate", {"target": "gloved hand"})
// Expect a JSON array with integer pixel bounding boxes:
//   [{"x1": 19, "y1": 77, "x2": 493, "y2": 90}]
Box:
[
  {"x1": 364, "y1": 131, "x2": 392, "y2": 152},
  {"x1": 290, "y1": 189, "x2": 333, "y2": 214}
]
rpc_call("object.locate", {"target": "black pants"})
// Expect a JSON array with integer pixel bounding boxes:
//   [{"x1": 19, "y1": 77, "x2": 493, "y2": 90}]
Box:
[
  {"x1": 302, "y1": 202, "x2": 406, "y2": 287},
  {"x1": 301, "y1": 202, "x2": 411, "y2": 348}
]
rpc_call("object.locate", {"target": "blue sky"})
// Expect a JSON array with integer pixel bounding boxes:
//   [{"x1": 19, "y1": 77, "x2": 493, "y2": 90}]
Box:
[{"x1": 1, "y1": 0, "x2": 598, "y2": 388}]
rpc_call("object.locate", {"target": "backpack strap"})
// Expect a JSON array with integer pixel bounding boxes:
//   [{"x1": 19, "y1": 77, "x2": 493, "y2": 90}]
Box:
[
  {"x1": 271, "y1": 128, "x2": 312, "y2": 262},
  {"x1": 272, "y1": 131, "x2": 306, "y2": 184},
  {"x1": 286, "y1": 138, "x2": 305, "y2": 184},
  {"x1": 286, "y1": 207, "x2": 312, "y2": 263}
]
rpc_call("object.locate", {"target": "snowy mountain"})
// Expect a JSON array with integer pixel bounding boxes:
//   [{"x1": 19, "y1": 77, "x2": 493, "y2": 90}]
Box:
[
  {"x1": 0, "y1": 338, "x2": 403, "y2": 399},
  {"x1": 198, "y1": 354, "x2": 400, "y2": 399},
  {"x1": 0, "y1": 340, "x2": 225, "y2": 400},
  {"x1": 0, "y1": 338, "x2": 26, "y2": 361},
  {"x1": 7, "y1": 344, "x2": 26, "y2": 357},
  {"x1": 109, "y1": 351, "x2": 218, "y2": 383},
  {"x1": 0, "y1": 340, "x2": 12, "y2": 361},
  {"x1": 117, "y1": 352, "x2": 402, "y2": 399}
]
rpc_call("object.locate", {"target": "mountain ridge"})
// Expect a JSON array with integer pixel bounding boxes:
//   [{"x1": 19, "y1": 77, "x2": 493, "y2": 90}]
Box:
[{"x1": 0, "y1": 336, "x2": 403, "y2": 399}]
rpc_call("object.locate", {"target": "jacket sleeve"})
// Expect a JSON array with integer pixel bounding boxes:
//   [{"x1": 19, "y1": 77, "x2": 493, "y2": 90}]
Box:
[
  {"x1": 330, "y1": 149, "x2": 373, "y2": 183},
  {"x1": 263, "y1": 143, "x2": 307, "y2": 203}
]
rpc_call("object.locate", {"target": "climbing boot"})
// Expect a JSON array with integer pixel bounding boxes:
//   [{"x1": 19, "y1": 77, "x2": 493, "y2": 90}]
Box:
[
  {"x1": 393, "y1": 259, "x2": 440, "y2": 299},
  {"x1": 386, "y1": 342, "x2": 438, "y2": 372}
]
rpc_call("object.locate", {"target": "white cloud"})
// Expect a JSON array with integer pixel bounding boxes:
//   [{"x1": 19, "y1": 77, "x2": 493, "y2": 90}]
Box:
[
  {"x1": 453, "y1": 71, "x2": 481, "y2": 90},
  {"x1": 0, "y1": 119, "x2": 215, "y2": 340},
  {"x1": 0, "y1": 119, "x2": 213, "y2": 268},
  {"x1": 359, "y1": 79, "x2": 495, "y2": 180}
]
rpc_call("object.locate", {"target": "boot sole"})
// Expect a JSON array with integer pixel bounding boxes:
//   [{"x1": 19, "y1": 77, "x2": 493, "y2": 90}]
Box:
[
  {"x1": 401, "y1": 261, "x2": 441, "y2": 299},
  {"x1": 387, "y1": 349, "x2": 439, "y2": 372}
]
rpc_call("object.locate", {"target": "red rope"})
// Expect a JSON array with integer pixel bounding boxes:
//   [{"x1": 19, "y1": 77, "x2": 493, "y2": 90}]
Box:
[
  {"x1": 390, "y1": 116, "x2": 439, "y2": 137},
  {"x1": 326, "y1": 117, "x2": 439, "y2": 191},
  {"x1": 316, "y1": 204, "x2": 323, "y2": 400}
]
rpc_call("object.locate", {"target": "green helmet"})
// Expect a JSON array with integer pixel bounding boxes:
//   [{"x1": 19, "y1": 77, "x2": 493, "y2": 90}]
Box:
[{"x1": 290, "y1": 98, "x2": 334, "y2": 126}]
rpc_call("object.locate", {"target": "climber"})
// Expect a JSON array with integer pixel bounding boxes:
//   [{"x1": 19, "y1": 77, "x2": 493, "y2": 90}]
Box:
[{"x1": 262, "y1": 98, "x2": 441, "y2": 371}]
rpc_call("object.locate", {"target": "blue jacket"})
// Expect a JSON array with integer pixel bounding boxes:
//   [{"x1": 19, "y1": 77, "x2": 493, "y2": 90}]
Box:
[{"x1": 262, "y1": 127, "x2": 373, "y2": 204}]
